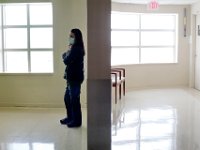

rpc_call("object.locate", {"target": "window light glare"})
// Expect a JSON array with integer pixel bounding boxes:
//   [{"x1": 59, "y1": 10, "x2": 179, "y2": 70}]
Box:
[
  {"x1": 0, "y1": 3, "x2": 53, "y2": 73},
  {"x1": 4, "y1": 4, "x2": 27, "y2": 26},
  {"x1": 111, "y1": 12, "x2": 178, "y2": 65}
]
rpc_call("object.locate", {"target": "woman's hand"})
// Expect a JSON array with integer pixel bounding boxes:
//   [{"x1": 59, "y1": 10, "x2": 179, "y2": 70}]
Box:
[{"x1": 62, "y1": 52, "x2": 67, "y2": 59}]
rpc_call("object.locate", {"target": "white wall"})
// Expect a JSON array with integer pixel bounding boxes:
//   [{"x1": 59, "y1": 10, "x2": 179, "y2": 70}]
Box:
[
  {"x1": 190, "y1": 2, "x2": 200, "y2": 89},
  {"x1": 0, "y1": 0, "x2": 87, "y2": 107},
  {"x1": 192, "y1": 1, "x2": 200, "y2": 14},
  {"x1": 112, "y1": 3, "x2": 191, "y2": 90}
]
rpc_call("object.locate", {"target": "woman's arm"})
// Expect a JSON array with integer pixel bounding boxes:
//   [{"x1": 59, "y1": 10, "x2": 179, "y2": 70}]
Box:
[{"x1": 63, "y1": 48, "x2": 78, "y2": 65}]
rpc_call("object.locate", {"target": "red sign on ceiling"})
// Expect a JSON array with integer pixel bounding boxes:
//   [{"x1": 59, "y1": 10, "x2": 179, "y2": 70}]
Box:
[{"x1": 148, "y1": 0, "x2": 159, "y2": 10}]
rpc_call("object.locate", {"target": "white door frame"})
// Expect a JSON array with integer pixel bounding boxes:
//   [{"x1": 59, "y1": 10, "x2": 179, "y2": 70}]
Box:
[{"x1": 189, "y1": 14, "x2": 196, "y2": 88}]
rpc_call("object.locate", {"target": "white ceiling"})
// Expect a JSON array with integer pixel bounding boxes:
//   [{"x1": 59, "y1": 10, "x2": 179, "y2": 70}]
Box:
[{"x1": 112, "y1": 0, "x2": 200, "y2": 5}]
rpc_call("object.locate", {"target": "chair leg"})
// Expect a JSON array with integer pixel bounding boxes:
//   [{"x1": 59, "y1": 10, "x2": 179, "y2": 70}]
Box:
[
  {"x1": 115, "y1": 86, "x2": 117, "y2": 104},
  {"x1": 121, "y1": 112, "x2": 125, "y2": 123},
  {"x1": 123, "y1": 82, "x2": 125, "y2": 96},
  {"x1": 119, "y1": 84, "x2": 122, "y2": 100},
  {"x1": 115, "y1": 123, "x2": 117, "y2": 136}
]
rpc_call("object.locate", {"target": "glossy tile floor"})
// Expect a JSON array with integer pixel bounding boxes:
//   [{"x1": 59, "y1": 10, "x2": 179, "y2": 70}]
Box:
[
  {"x1": 0, "y1": 107, "x2": 87, "y2": 150},
  {"x1": 112, "y1": 87, "x2": 200, "y2": 150},
  {"x1": 1, "y1": 87, "x2": 200, "y2": 150}
]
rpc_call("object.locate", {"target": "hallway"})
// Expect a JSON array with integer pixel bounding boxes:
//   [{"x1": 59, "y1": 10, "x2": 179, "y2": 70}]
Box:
[
  {"x1": 0, "y1": 87, "x2": 200, "y2": 150},
  {"x1": 112, "y1": 87, "x2": 200, "y2": 150}
]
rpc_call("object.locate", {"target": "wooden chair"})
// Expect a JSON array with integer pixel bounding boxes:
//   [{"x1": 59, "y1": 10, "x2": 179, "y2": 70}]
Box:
[
  {"x1": 111, "y1": 68, "x2": 125, "y2": 104},
  {"x1": 111, "y1": 68, "x2": 126, "y2": 135}
]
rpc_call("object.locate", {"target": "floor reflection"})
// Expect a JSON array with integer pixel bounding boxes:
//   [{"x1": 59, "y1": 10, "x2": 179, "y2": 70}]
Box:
[
  {"x1": 112, "y1": 107, "x2": 177, "y2": 150},
  {"x1": 1, "y1": 88, "x2": 200, "y2": 150},
  {"x1": 0, "y1": 108, "x2": 87, "y2": 150},
  {"x1": 1, "y1": 143, "x2": 54, "y2": 150}
]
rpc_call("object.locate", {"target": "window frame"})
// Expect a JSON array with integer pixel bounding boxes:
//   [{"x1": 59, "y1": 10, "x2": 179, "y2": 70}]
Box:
[
  {"x1": 0, "y1": 2, "x2": 54, "y2": 74},
  {"x1": 111, "y1": 12, "x2": 178, "y2": 66}
]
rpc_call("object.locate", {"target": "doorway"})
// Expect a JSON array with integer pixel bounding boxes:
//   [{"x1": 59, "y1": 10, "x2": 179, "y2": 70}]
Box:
[{"x1": 195, "y1": 15, "x2": 200, "y2": 90}]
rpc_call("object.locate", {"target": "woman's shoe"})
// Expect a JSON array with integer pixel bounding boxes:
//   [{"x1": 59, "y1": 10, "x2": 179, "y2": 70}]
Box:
[
  {"x1": 67, "y1": 121, "x2": 82, "y2": 128},
  {"x1": 60, "y1": 118, "x2": 71, "y2": 125}
]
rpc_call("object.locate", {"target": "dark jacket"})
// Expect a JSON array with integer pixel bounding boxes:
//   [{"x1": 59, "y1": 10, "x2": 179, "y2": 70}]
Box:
[{"x1": 62, "y1": 45, "x2": 84, "y2": 83}]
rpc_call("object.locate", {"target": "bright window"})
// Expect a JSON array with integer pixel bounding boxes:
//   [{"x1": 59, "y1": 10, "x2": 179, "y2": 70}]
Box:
[
  {"x1": 111, "y1": 12, "x2": 178, "y2": 66},
  {"x1": 4, "y1": 51, "x2": 28, "y2": 73},
  {"x1": 31, "y1": 51, "x2": 53, "y2": 73},
  {"x1": 30, "y1": 28, "x2": 53, "y2": 49},
  {"x1": 111, "y1": 31, "x2": 139, "y2": 46},
  {"x1": 4, "y1": 28, "x2": 28, "y2": 49},
  {"x1": 0, "y1": 6, "x2": 3, "y2": 72},
  {"x1": 111, "y1": 48, "x2": 139, "y2": 65},
  {"x1": 0, "y1": 3, "x2": 53, "y2": 73},
  {"x1": 29, "y1": 3, "x2": 53, "y2": 25},
  {"x1": 4, "y1": 4, "x2": 27, "y2": 26}
]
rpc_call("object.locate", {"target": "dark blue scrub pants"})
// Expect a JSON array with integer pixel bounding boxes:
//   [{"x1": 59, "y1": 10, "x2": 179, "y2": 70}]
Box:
[{"x1": 64, "y1": 82, "x2": 82, "y2": 125}]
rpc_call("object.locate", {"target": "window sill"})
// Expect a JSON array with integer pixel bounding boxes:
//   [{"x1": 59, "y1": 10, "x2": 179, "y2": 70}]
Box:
[
  {"x1": 111, "y1": 62, "x2": 179, "y2": 67},
  {"x1": 0, "y1": 73, "x2": 54, "y2": 76}
]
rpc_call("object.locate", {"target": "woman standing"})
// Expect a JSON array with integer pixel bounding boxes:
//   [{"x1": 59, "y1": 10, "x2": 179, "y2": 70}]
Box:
[{"x1": 60, "y1": 28, "x2": 85, "y2": 128}]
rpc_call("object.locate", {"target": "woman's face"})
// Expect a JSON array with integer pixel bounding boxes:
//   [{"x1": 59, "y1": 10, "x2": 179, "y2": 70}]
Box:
[
  {"x1": 69, "y1": 32, "x2": 75, "y2": 45},
  {"x1": 70, "y1": 32, "x2": 75, "y2": 39}
]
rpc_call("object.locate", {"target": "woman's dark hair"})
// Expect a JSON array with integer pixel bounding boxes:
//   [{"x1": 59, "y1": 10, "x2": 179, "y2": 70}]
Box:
[{"x1": 71, "y1": 28, "x2": 85, "y2": 55}]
